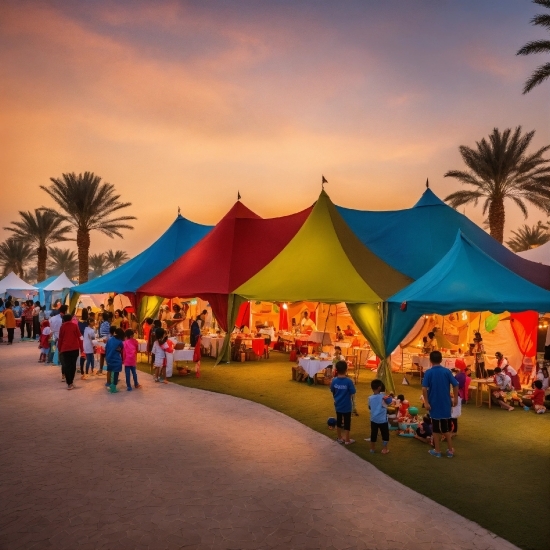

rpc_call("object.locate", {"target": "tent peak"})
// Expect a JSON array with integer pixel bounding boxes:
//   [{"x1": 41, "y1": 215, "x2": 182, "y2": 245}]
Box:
[
  {"x1": 223, "y1": 201, "x2": 261, "y2": 220},
  {"x1": 413, "y1": 188, "x2": 446, "y2": 208}
]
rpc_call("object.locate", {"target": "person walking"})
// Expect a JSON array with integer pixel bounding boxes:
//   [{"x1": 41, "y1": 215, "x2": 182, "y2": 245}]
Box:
[
  {"x1": 3, "y1": 301, "x2": 16, "y2": 345},
  {"x1": 57, "y1": 314, "x2": 82, "y2": 390},
  {"x1": 422, "y1": 351, "x2": 459, "y2": 458}
]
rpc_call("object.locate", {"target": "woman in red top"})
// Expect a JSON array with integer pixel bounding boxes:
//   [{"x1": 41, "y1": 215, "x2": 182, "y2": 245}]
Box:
[{"x1": 58, "y1": 314, "x2": 83, "y2": 390}]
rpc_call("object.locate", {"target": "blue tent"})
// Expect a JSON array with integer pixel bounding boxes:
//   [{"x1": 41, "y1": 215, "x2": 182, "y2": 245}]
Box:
[
  {"x1": 34, "y1": 276, "x2": 58, "y2": 306},
  {"x1": 385, "y1": 231, "x2": 550, "y2": 353},
  {"x1": 337, "y1": 189, "x2": 550, "y2": 290},
  {"x1": 71, "y1": 214, "x2": 213, "y2": 296}
]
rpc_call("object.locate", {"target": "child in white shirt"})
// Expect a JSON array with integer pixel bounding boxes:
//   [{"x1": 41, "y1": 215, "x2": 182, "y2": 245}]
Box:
[{"x1": 152, "y1": 328, "x2": 169, "y2": 383}]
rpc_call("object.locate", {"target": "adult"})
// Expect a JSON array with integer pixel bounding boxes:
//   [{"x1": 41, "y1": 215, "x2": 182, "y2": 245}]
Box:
[
  {"x1": 57, "y1": 314, "x2": 82, "y2": 390},
  {"x1": 171, "y1": 304, "x2": 184, "y2": 334},
  {"x1": 300, "y1": 311, "x2": 317, "y2": 333},
  {"x1": 3, "y1": 301, "x2": 16, "y2": 345},
  {"x1": 78, "y1": 308, "x2": 89, "y2": 336},
  {"x1": 0, "y1": 298, "x2": 4, "y2": 342},
  {"x1": 12, "y1": 301, "x2": 22, "y2": 340},
  {"x1": 105, "y1": 297, "x2": 115, "y2": 314},
  {"x1": 99, "y1": 304, "x2": 105, "y2": 316},
  {"x1": 32, "y1": 301, "x2": 41, "y2": 339},
  {"x1": 472, "y1": 332, "x2": 487, "y2": 378},
  {"x1": 190, "y1": 311, "x2": 206, "y2": 347},
  {"x1": 22, "y1": 301, "x2": 34, "y2": 340},
  {"x1": 335, "y1": 326, "x2": 344, "y2": 341},
  {"x1": 422, "y1": 350, "x2": 459, "y2": 458},
  {"x1": 426, "y1": 331, "x2": 438, "y2": 352},
  {"x1": 491, "y1": 367, "x2": 515, "y2": 411},
  {"x1": 49, "y1": 304, "x2": 68, "y2": 341},
  {"x1": 495, "y1": 352, "x2": 521, "y2": 390},
  {"x1": 111, "y1": 309, "x2": 123, "y2": 329}
]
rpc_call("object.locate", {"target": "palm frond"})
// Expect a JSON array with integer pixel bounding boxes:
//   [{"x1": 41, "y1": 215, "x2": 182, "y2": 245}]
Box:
[
  {"x1": 522, "y1": 62, "x2": 550, "y2": 93},
  {"x1": 506, "y1": 222, "x2": 550, "y2": 252},
  {"x1": 444, "y1": 190, "x2": 484, "y2": 209},
  {"x1": 532, "y1": 13, "x2": 550, "y2": 30},
  {"x1": 517, "y1": 39, "x2": 550, "y2": 56}
]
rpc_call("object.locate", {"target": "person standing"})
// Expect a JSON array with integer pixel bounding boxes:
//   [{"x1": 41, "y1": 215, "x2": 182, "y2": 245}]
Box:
[
  {"x1": 3, "y1": 301, "x2": 16, "y2": 345},
  {"x1": 105, "y1": 328, "x2": 124, "y2": 393},
  {"x1": 12, "y1": 301, "x2": 22, "y2": 341},
  {"x1": 57, "y1": 314, "x2": 82, "y2": 390},
  {"x1": 82, "y1": 318, "x2": 96, "y2": 377},
  {"x1": 330, "y1": 361, "x2": 356, "y2": 445},
  {"x1": 32, "y1": 301, "x2": 41, "y2": 340},
  {"x1": 123, "y1": 328, "x2": 141, "y2": 391},
  {"x1": 422, "y1": 351, "x2": 459, "y2": 458},
  {"x1": 472, "y1": 332, "x2": 487, "y2": 378},
  {"x1": 22, "y1": 301, "x2": 34, "y2": 340},
  {"x1": 190, "y1": 312, "x2": 206, "y2": 347}
]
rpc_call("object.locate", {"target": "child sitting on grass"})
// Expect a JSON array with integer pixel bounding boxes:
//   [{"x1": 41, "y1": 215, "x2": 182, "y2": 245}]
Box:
[
  {"x1": 414, "y1": 414, "x2": 433, "y2": 445},
  {"x1": 530, "y1": 380, "x2": 546, "y2": 414},
  {"x1": 330, "y1": 360, "x2": 356, "y2": 445},
  {"x1": 368, "y1": 379, "x2": 390, "y2": 454}
]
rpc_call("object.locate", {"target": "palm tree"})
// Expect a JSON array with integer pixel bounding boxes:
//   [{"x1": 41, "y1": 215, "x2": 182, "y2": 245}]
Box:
[
  {"x1": 506, "y1": 221, "x2": 550, "y2": 252},
  {"x1": 26, "y1": 266, "x2": 38, "y2": 284},
  {"x1": 40, "y1": 172, "x2": 136, "y2": 283},
  {"x1": 0, "y1": 239, "x2": 34, "y2": 278},
  {"x1": 4, "y1": 209, "x2": 72, "y2": 282},
  {"x1": 105, "y1": 249, "x2": 129, "y2": 269},
  {"x1": 444, "y1": 127, "x2": 550, "y2": 243},
  {"x1": 517, "y1": 0, "x2": 550, "y2": 94},
  {"x1": 48, "y1": 247, "x2": 79, "y2": 279},
  {"x1": 89, "y1": 253, "x2": 110, "y2": 278}
]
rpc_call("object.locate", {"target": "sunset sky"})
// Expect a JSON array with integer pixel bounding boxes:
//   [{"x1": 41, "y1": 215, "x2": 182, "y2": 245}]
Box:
[{"x1": 1, "y1": 0, "x2": 548, "y2": 258}]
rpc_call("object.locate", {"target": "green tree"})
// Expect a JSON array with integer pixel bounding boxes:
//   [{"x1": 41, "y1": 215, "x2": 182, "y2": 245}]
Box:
[
  {"x1": 89, "y1": 253, "x2": 109, "y2": 278},
  {"x1": 0, "y1": 239, "x2": 34, "y2": 278},
  {"x1": 48, "y1": 247, "x2": 79, "y2": 279},
  {"x1": 105, "y1": 249, "x2": 129, "y2": 269},
  {"x1": 444, "y1": 127, "x2": 550, "y2": 243},
  {"x1": 506, "y1": 221, "x2": 550, "y2": 252},
  {"x1": 517, "y1": 0, "x2": 550, "y2": 94},
  {"x1": 4, "y1": 209, "x2": 72, "y2": 282},
  {"x1": 41, "y1": 172, "x2": 136, "y2": 283}
]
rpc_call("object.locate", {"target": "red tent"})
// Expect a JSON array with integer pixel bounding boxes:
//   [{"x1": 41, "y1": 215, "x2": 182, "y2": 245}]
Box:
[{"x1": 138, "y1": 200, "x2": 312, "y2": 331}]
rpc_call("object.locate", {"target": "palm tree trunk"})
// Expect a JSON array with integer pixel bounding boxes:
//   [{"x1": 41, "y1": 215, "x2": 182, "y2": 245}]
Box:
[
  {"x1": 77, "y1": 228, "x2": 90, "y2": 284},
  {"x1": 37, "y1": 245, "x2": 47, "y2": 283},
  {"x1": 488, "y1": 197, "x2": 505, "y2": 243}
]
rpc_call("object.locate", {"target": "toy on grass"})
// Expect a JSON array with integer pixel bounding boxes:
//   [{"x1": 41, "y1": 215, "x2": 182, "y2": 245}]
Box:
[{"x1": 327, "y1": 417, "x2": 337, "y2": 430}]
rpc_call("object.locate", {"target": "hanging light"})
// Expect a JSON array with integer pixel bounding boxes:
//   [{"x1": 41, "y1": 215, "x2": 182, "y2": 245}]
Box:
[
  {"x1": 283, "y1": 303, "x2": 288, "y2": 310},
  {"x1": 461, "y1": 311, "x2": 468, "y2": 321}
]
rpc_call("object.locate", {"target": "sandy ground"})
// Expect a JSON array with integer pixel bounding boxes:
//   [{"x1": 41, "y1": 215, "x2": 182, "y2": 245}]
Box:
[{"x1": 0, "y1": 341, "x2": 519, "y2": 550}]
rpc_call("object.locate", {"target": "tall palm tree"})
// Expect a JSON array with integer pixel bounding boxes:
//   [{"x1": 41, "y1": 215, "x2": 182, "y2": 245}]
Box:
[
  {"x1": 48, "y1": 247, "x2": 79, "y2": 279},
  {"x1": 444, "y1": 127, "x2": 550, "y2": 243},
  {"x1": 105, "y1": 249, "x2": 129, "y2": 269},
  {"x1": 506, "y1": 221, "x2": 550, "y2": 252},
  {"x1": 0, "y1": 239, "x2": 34, "y2": 278},
  {"x1": 41, "y1": 172, "x2": 136, "y2": 283},
  {"x1": 4, "y1": 209, "x2": 72, "y2": 282},
  {"x1": 517, "y1": 0, "x2": 550, "y2": 94},
  {"x1": 89, "y1": 253, "x2": 110, "y2": 278}
]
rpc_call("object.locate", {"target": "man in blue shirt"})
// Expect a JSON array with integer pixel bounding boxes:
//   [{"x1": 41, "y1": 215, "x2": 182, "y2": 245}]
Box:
[
  {"x1": 330, "y1": 361, "x2": 356, "y2": 445},
  {"x1": 422, "y1": 351, "x2": 459, "y2": 458}
]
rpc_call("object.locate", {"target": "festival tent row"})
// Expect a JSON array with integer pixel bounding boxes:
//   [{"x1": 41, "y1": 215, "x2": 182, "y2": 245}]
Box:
[
  {"x1": 0, "y1": 272, "x2": 37, "y2": 298},
  {"x1": 70, "y1": 213, "x2": 213, "y2": 320},
  {"x1": 517, "y1": 240, "x2": 550, "y2": 266},
  {"x1": 337, "y1": 188, "x2": 550, "y2": 290},
  {"x1": 139, "y1": 201, "x2": 314, "y2": 360}
]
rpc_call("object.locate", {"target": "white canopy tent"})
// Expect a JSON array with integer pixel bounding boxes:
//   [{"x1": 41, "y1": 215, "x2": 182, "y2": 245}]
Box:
[
  {"x1": 517, "y1": 241, "x2": 550, "y2": 266},
  {"x1": 40, "y1": 272, "x2": 75, "y2": 308},
  {"x1": 0, "y1": 272, "x2": 37, "y2": 299}
]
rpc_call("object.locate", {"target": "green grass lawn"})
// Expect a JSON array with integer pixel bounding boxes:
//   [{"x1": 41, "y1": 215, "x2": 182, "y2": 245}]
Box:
[{"x1": 138, "y1": 353, "x2": 550, "y2": 550}]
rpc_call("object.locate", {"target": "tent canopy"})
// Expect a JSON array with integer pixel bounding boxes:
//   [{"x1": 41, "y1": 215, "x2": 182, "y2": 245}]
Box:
[
  {"x1": 235, "y1": 190, "x2": 412, "y2": 303},
  {"x1": 71, "y1": 213, "x2": 213, "y2": 296},
  {"x1": 385, "y1": 231, "x2": 550, "y2": 352},
  {"x1": 139, "y1": 200, "x2": 313, "y2": 329},
  {"x1": 517, "y1": 240, "x2": 550, "y2": 266},
  {"x1": 0, "y1": 272, "x2": 38, "y2": 296},
  {"x1": 337, "y1": 188, "x2": 550, "y2": 290},
  {"x1": 42, "y1": 272, "x2": 75, "y2": 291}
]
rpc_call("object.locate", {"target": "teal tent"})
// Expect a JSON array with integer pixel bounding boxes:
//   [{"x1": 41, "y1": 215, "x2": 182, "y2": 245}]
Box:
[
  {"x1": 337, "y1": 189, "x2": 550, "y2": 290},
  {"x1": 385, "y1": 231, "x2": 550, "y2": 353},
  {"x1": 34, "y1": 276, "x2": 57, "y2": 306},
  {"x1": 71, "y1": 214, "x2": 212, "y2": 297}
]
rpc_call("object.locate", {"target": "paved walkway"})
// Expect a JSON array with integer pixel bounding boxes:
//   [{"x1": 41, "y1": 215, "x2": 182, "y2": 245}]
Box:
[{"x1": 0, "y1": 342, "x2": 518, "y2": 550}]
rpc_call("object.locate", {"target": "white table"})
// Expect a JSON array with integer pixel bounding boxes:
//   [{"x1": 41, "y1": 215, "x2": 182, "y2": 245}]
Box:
[
  {"x1": 298, "y1": 358, "x2": 333, "y2": 378},
  {"x1": 202, "y1": 336, "x2": 224, "y2": 358},
  {"x1": 411, "y1": 355, "x2": 474, "y2": 370},
  {"x1": 173, "y1": 349, "x2": 195, "y2": 362}
]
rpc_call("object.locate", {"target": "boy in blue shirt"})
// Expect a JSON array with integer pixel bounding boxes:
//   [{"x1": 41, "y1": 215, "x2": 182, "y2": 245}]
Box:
[
  {"x1": 368, "y1": 379, "x2": 390, "y2": 454},
  {"x1": 105, "y1": 328, "x2": 125, "y2": 393},
  {"x1": 330, "y1": 361, "x2": 356, "y2": 445}
]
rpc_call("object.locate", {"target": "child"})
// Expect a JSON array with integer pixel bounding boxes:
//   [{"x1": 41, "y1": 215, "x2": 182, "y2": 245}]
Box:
[
  {"x1": 152, "y1": 328, "x2": 169, "y2": 383},
  {"x1": 105, "y1": 328, "x2": 124, "y2": 393},
  {"x1": 82, "y1": 318, "x2": 96, "y2": 378},
  {"x1": 414, "y1": 414, "x2": 433, "y2": 445},
  {"x1": 368, "y1": 379, "x2": 390, "y2": 454},
  {"x1": 38, "y1": 320, "x2": 51, "y2": 362},
  {"x1": 149, "y1": 319, "x2": 162, "y2": 367},
  {"x1": 531, "y1": 380, "x2": 546, "y2": 414},
  {"x1": 330, "y1": 360, "x2": 356, "y2": 445},
  {"x1": 97, "y1": 312, "x2": 111, "y2": 376},
  {"x1": 450, "y1": 391, "x2": 462, "y2": 438},
  {"x1": 123, "y1": 328, "x2": 142, "y2": 391}
]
